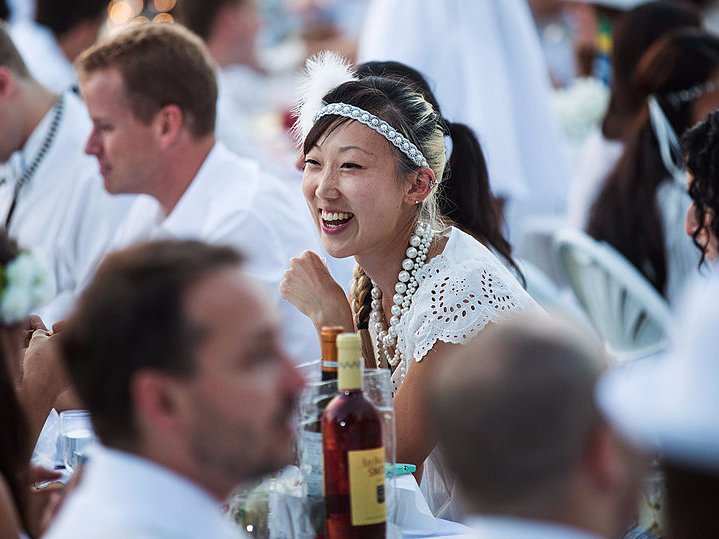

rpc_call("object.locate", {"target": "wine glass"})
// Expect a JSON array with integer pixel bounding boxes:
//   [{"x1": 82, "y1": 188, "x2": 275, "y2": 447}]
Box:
[{"x1": 59, "y1": 410, "x2": 96, "y2": 472}]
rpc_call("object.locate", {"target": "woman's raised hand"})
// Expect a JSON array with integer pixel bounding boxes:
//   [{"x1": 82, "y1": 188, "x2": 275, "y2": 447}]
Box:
[{"x1": 280, "y1": 251, "x2": 354, "y2": 333}]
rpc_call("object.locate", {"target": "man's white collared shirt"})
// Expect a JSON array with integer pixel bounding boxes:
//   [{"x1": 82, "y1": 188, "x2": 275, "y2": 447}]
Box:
[
  {"x1": 45, "y1": 446, "x2": 246, "y2": 538},
  {"x1": 109, "y1": 142, "x2": 321, "y2": 362},
  {"x1": 462, "y1": 515, "x2": 604, "y2": 539},
  {"x1": 0, "y1": 90, "x2": 134, "y2": 323}
]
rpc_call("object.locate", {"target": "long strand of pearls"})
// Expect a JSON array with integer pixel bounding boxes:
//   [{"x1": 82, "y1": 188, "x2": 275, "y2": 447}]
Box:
[{"x1": 371, "y1": 222, "x2": 434, "y2": 381}]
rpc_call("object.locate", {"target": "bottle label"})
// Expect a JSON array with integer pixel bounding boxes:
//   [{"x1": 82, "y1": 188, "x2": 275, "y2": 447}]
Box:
[
  {"x1": 300, "y1": 430, "x2": 324, "y2": 497},
  {"x1": 347, "y1": 447, "x2": 387, "y2": 526}
]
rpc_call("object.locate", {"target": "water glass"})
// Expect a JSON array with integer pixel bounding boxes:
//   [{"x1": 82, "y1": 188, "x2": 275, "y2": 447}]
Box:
[{"x1": 59, "y1": 410, "x2": 96, "y2": 472}]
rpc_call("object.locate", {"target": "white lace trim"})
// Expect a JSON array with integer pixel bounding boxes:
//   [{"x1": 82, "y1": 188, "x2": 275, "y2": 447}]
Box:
[{"x1": 385, "y1": 229, "x2": 538, "y2": 392}]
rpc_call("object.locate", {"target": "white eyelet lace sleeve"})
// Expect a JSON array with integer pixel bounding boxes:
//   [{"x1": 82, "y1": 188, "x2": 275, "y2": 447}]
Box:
[{"x1": 396, "y1": 249, "x2": 538, "y2": 365}]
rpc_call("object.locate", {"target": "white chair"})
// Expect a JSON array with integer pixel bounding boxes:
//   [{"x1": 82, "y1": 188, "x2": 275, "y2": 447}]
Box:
[{"x1": 553, "y1": 229, "x2": 673, "y2": 363}]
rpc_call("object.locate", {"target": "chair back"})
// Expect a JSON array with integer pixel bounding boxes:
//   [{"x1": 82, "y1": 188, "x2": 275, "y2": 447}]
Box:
[{"x1": 554, "y1": 229, "x2": 673, "y2": 362}]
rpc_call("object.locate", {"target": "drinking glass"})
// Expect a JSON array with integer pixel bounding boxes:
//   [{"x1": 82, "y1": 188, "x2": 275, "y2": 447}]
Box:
[{"x1": 59, "y1": 410, "x2": 96, "y2": 472}]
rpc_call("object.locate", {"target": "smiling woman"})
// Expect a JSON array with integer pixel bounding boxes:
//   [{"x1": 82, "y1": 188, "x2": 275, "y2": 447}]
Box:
[{"x1": 280, "y1": 53, "x2": 541, "y2": 520}]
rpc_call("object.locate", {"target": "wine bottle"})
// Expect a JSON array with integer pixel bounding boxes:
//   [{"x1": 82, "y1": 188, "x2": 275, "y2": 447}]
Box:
[
  {"x1": 321, "y1": 326, "x2": 344, "y2": 381},
  {"x1": 322, "y1": 333, "x2": 386, "y2": 539},
  {"x1": 303, "y1": 326, "x2": 345, "y2": 536}
]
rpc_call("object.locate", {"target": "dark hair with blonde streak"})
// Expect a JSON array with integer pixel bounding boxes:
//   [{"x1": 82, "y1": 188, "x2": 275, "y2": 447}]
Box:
[
  {"x1": 304, "y1": 76, "x2": 447, "y2": 341},
  {"x1": 355, "y1": 61, "x2": 522, "y2": 283},
  {"x1": 76, "y1": 23, "x2": 217, "y2": 139}
]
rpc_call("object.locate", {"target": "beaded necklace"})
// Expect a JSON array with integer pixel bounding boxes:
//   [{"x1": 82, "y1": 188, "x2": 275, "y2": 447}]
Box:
[
  {"x1": 4, "y1": 94, "x2": 65, "y2": 229},
  {"x1": 371, "y1": 221, "x2": 434, "y2": 381}
]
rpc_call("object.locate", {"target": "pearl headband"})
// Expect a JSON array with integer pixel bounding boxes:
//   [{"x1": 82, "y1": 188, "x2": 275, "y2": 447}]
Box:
[
  {"x1": 293, "y1": 51, "x2": 430, "y2": 169},
  {"x1": 666, "y1": 80, "x2": 719, "y2": 107},
  {"x1": 313, "y1": 102, "x2": 429, "y2": 167}
]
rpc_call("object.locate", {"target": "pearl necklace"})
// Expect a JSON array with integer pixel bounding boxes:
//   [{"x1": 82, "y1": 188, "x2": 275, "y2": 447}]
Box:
[{"x1": 371, "y1": 222, "x2": 434, "y2": 380}]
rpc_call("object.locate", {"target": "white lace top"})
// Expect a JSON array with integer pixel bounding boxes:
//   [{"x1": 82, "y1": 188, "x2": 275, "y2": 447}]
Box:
[{"x1": 371, "y1": 227, "x2": 541, "y2": 520}]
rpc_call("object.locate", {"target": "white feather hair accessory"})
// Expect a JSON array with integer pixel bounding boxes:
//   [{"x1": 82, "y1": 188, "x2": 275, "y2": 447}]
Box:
[{"x1": 292, "y1": 50, "x2": 357, "y2": 146}]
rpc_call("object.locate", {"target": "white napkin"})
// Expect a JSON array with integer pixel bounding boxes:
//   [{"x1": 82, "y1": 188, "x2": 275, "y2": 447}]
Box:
[{"x1": 387, "y1": 474, "x2": 438, "y2": 535}]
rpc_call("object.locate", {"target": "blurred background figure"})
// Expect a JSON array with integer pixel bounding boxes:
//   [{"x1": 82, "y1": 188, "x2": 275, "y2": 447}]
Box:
[
  {"x1": 587, "y1": 30, "x2": 719, "y2": 304},
  {"x1": 567, "y1": 1, "x2": 702, "y2": 229},
  {"x1": 9, "y1": 0, "x2": 106, "y2": 92},
  {"x1": 598, "y1": 271, "x2": 719, "y2": 539},
  {"x1": 176, "y1": 0, "x2": 269, "y2": 164},
  {"x1": 0, "y1": 22, "x2": 133, "y2": 327},
  {"x1": 433, "y1": 313, "x2": 645, "y2": 536},
  {"x1": 358, "y1": 0, "x2": 571, "y2": 219},
  {"x1": 682, "y1": 109, "x2": 719, "y2": 267}
]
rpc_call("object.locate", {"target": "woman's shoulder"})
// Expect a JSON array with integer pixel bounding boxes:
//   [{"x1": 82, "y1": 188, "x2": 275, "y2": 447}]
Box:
[
  {"x1": 402, "y1": 228, "x2": 539, "y2": 362},
  {"x1": 421, "y1": 227, "x2": 529, "y2": 295}
]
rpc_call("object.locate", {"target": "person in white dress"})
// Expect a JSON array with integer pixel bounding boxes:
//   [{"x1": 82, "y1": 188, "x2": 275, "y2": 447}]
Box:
[
  {"x1": 9, "y1": 0, "x2": 105, "y2": 93},
  {"x1": 357, "y1": 0, "x2": 571, "y2": 214},
  {"x1": 0, "y1": 25, "x2": 134, "y2": 324},
  {"x1": 75, "y1": 23, "x2": 321, "y2": 363},
  {"x1": 280, "y1": 53, "x2": 540, "y2": 520},
  {"x1": 586, "y1": 31, "x2": 719, "y2": 305},
  {"x1": 433, "y1": 314, "x2": 644, "y2": 538},
  {"x1": 45, "y1": 240, "x2": 305, "y2": 539}
]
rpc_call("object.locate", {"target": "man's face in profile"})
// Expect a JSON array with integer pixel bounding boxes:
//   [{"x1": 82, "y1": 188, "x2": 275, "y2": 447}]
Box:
[{"x1": 174, "y1": 268, "x2": 305, "y2": 494}]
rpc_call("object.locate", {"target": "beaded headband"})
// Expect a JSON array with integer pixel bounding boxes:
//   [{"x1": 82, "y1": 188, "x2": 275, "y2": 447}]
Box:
[
  {"x1": 666, "y1": 80, "x2": 719, "y2": 107},
  {"x1": 294, "y1": 51, "x2": 430, "y2": 168},
  {"x1": 314, "y1": 102, "x2": 429, "y2": 167}
]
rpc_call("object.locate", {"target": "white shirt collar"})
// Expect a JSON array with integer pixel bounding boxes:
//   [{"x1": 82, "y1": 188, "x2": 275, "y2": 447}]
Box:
[
  {"x1": 82, "y1": 445, "x2": 237, "y2": 536},
  {"x1": 157, "y1": 142, "x2": 257, "y2": 239},
  {"x1": 463, "y1": 515, "x2": 605, "y2": 539}
]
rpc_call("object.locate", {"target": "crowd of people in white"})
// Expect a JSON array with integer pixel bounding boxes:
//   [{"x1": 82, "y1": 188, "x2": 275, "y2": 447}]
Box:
[{"x1": 0, "y1": 0, "x2": 718, "y2": 538}]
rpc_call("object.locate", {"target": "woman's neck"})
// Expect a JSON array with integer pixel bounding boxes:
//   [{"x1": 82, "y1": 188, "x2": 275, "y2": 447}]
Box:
[
  {"x1": 355, "y1": 218, "x2": 416, "y2": 297},
  {"x1": 355, "y1": 219, "x2": 448, "y2": 317}
]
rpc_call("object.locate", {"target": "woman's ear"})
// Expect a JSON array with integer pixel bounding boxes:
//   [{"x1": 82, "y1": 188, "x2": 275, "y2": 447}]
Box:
[{"x1": 404, "y1": 167, "x2": 436, "y2": 205}]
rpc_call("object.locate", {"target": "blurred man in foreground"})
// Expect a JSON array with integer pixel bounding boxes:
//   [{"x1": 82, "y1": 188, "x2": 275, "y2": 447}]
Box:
[
  {"x1": 433, "y1": 314, "x2": 645, "y2": 538},
  {"x1": 45, "y1": 240, "x2": 305, "y2": 538}
]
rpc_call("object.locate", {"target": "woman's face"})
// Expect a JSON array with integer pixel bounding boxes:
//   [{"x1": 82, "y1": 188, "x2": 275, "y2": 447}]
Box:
[
  {"x1": 685, "y1": 172, "x2": 719, "y2": 261},
  {"x1": 302, "y1": 120, "x2": 416, "y2": 259}
]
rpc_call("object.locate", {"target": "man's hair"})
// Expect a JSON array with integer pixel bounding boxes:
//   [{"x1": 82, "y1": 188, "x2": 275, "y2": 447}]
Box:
[
  {"x1": 76, "y1": 23, "x2": 218, "y2": 138},
  {"x1": 60, "y1": 240, "x2": 243, "y2": 447},
  {"x1": 175, "y1": 0, "x2": 242, "y2": 41},
  {"x1": 35, "y1": 0, "x2": 106, "y2": 38},
  {"x1": 432, "y1": 314, "x2": 606, "y2": 513},
  {"x1": 0, "y1": 22, "x2": 30, "y2": 77}
]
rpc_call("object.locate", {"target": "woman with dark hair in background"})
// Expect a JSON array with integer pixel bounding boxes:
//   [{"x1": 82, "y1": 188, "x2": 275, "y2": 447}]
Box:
[
  {"x1": 569, "y1": 1, "x2": 702, "y2": 228},
  {"x1": 355, "y1": 60, "x2": 523, "y2": 283},
  {"x1": 587, "y1": 30, "x2": 719, "y2": 304},
  {"x1": 682, "y1": 109, "x2": 719, "y2": 266}
]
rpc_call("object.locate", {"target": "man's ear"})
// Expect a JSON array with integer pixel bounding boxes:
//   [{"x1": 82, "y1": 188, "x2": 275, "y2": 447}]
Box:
[
  {"x1": 584, "y1": 421, "x2": 628, "y2": 493},
  {"x1": 404, "y1": 166, "x2": 436, "y2": 206},
  {"x1": 131, "y1": 369, "x2": 188, "y2": 435},
  {"x1": 0, "y1": 67, "x2": 18, "y2": 99},
  {"x1": 154, "y1": 104, "x2": 184, "y2": 149}
]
